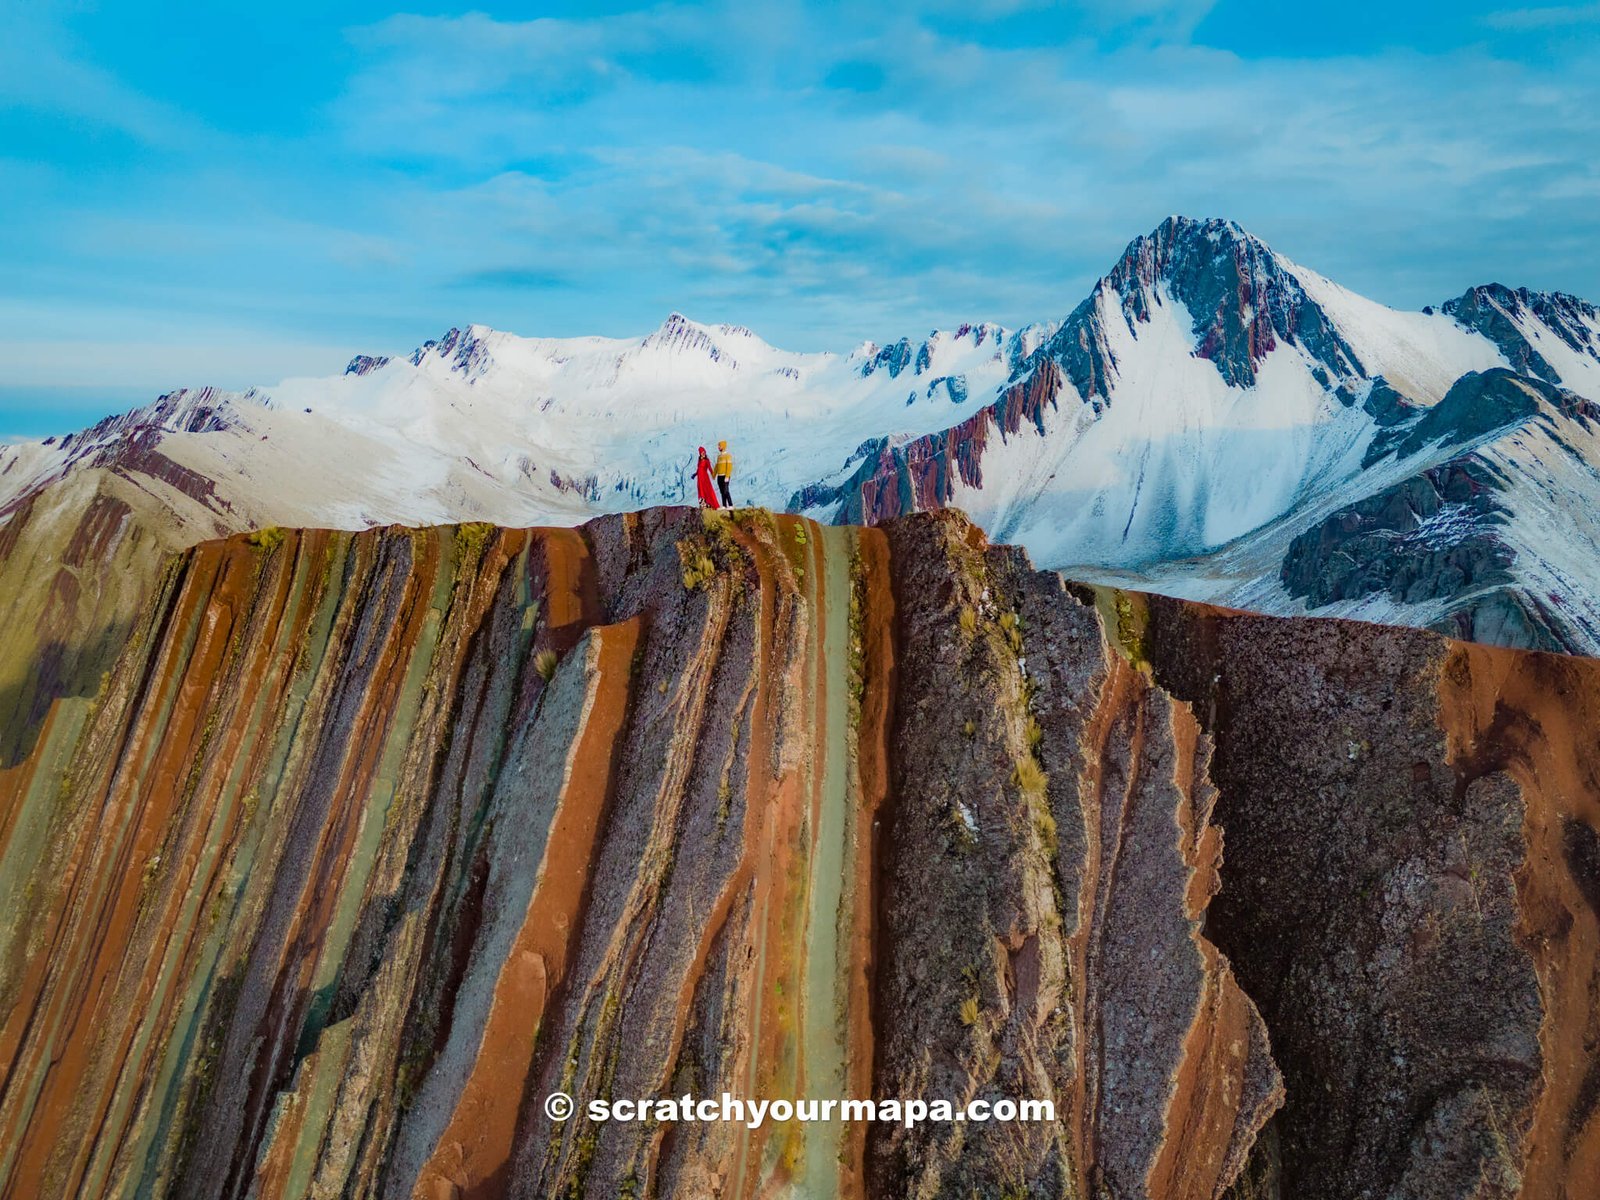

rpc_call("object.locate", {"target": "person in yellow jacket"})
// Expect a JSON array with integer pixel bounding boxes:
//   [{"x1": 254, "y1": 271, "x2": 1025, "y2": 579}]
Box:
[{"x1": 713, "y1": 440, "x2": 734, "y2": 507}]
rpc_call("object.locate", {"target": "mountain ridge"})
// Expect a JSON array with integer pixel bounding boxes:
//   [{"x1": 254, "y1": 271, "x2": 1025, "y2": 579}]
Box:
[
  {"x1": 3, "y1": 507, "x2": 1599, "y2": 1197},
  {"x1": 4, "y1": 214, "x2": 1600, "y2": 685}
]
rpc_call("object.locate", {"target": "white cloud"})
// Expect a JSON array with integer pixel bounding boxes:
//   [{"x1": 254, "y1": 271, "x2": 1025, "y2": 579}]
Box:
[
  {"x1": 1484, "y1": 4, "x2": 1600, "y2": 29},
  {"x1": 3, "y1": 0, "x2": 1598, "y2": 393}
]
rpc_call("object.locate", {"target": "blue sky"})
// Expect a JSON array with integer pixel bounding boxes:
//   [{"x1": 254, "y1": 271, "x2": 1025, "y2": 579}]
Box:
[{"x1": 2, "y1": 0, "x2": 1598, "y2": 438}]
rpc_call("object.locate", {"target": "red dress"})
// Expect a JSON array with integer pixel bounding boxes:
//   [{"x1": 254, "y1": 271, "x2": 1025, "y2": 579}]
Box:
[{"x1": 695, "y1": 449, "x2": 720, "y2": 508}]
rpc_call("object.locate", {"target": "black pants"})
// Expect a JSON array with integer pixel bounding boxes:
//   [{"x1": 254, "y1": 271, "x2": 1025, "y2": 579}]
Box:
[{"x1": 717, "y1": 477, "x2": 733, "y2": 507}]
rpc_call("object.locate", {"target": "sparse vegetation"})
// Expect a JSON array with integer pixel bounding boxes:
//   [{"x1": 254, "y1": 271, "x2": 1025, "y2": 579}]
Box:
[
  {"x1": 999, "y1": 610, "x2": 1024, "y2": 654},
  {"x1": 1108, "y1": 590, "x2": 1150, "y2": 669},
  {"x1": 959, "y1": 604, "x2": 977, "y2": 636},
  {"x1": 563, "y1": 1127, "x2": 600, "y2": 1200},
  {"x1": 846, "y1": 555, "x2": 867, "y2": 715},
  {"x1": 1032, "y1": 799, "x2": 1059, "y2": 858},
  {"x1": 206, "y1": 882, "x2": 234, "y2": 932},
  {"x1": 455, "y1": 521, "x2": 495, "y2": 559},
  {"x1": 535, "y1": 649, "x2": 560, "y2": 681},
  {"x1": 959, "y1": 996, "x2": 981, "y2": 1027},
  {"x1": 247, "y1": 526, "x2": 286, "y2": 551},
  {"x1": 1013, "y1": 756, "x2": 1048, "y2": 796},
  {"x1": 678, "y1": 511, "x2": 749, "y2": 592},
  {"x1": 680, "y1": 547, "x2": 717, "y2": 589}
]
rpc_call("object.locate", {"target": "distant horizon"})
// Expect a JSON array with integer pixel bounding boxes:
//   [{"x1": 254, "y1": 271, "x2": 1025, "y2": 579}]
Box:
[{"x1": 2, "y1": 203, "x2": 1595, "y2": 443}]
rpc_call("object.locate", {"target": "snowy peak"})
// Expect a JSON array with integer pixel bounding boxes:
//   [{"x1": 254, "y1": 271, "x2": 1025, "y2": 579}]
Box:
[
  {"x1": 1009, "y1": 214, "x2": 1353, "y2": 410},
  {"x1": 856, "y1": 320, "x2": 1019, "y2": 386},
  {"x1": 408, "y1": 325, "x2": 497, "y2": 379},
  {"x1": 10, "y1": 216, "x2": 1600, "y2": 656},
  {"x1": 1443, "y1": 283, "x2": 1600, "y2": 388},
  {"x1": 345, "y1": 354, "x2": 390, "y2": 377},
  {"x1": 50, "y1": 387, "x2": 263, "y2": 451},
  {"x1": 640, "y1": 312, "x2": 744, "y2": 368},
  {"x1": 1105, "y1": 215, "x2": 1364, "y2": 388}
]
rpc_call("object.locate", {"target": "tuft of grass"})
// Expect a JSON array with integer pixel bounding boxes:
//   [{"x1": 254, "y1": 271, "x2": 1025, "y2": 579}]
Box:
[
  {"x1": 1013, "y1": 756, "x2": 1048, "y2": 797},
  {"x1": 534, "y1": 649, "x2": 560, "y2": 681},
  {"x1": 1032, "y1": 801, "x2": 1058, "y2": 858},
  {"x1": 681, "y1": 555, "x2": 716, "y2": 590},
  {"x1": 958, "y1": 604, "x2": 977, "y2": 636},
  {"x1": 679, "y1": 515, "x2": 752, "y2": 592},
  {"x1": 959, "y1": 996, "x2": 980, "y2": 1027},
  {"x1": 677, "y1": 534, "x2": 720, "y2": 590},
  {"x1": 456, "y1": 521, "x2": 495, "y2": 559},
  {"x1": 247, "y1": 526, "x2": 286, "y2": 551},
  {"x1": 998, "y1": 610, "x2": 1024, "y2": 654}
]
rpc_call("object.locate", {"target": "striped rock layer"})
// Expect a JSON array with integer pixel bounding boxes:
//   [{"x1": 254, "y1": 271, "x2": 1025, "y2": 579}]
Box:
[{"x1": 0, "y1": 508, "x2": 1595, "y2": 1199}]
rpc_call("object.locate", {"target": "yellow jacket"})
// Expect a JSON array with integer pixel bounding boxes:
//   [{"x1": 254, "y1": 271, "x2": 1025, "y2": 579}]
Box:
[{"x1": 714, "y1": 450, "x2": 733, "y2": 478}]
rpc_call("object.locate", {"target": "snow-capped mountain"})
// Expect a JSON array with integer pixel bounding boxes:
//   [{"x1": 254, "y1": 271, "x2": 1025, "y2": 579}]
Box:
[{"x1": 5, "y1": 216, "x2": 1600, "y2": 654}]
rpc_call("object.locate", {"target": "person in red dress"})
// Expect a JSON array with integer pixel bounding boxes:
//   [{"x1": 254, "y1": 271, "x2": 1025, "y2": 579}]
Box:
[{"x1": 695, "y1": 446, "x2": 721, "y2": 508}]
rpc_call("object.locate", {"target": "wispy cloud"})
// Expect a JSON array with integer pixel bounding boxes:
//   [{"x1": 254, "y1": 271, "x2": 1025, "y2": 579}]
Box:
[
  {"x1": 320, "y1": 6, "x2": 1600, "y2": 334},
  {"x1": 1484, "y1": 3, "x2": 1600, "y2": 29},
  {"x1": 0, "y1": 0, "x2": 1597, "y2": 422},
  {"x1": 0, "y1": 7, "x2": 203, "y2": 148}
]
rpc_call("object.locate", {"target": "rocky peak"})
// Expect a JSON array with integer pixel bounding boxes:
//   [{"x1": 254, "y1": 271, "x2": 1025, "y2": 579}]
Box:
[
  {"x1": 860, "y1": 336, "x2": 914, "y2": 379},
  {"x1": 1107, "y1": 215, "x2": 1365, "y2": 387},
  {"x1": 1012, "y1": 217, "x2": 1367, "y2": 415},
  {"x1": 58, "y1": 387, "x2": 253, "y2": 452},
  {"x1": 952, "y1": 320, "x2": 1006, "y2": 347},
  {"x1": 1444, "y1": 283, "x2": 1600, "y2": 384},
  {"x1": 641, "y1": 312, "x2": 737, "y2": 367},
  {"x1": 409, "y1": 325, "x2": 496, "y2": 378},
  {"x1": 344, "y1": 353, "x2": 391, "y2": 377},
  {"x1": 855, "y1": 323, "x2": 1010, "y2": 382}
]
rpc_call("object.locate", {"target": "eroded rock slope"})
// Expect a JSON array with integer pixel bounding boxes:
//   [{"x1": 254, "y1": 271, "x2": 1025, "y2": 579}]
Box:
[{"x1": 0, "y1": 508, "x2": 1595, "y2": 1199}]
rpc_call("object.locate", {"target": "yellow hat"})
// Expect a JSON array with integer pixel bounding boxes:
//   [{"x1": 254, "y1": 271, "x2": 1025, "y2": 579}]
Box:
[{"x1": 718, "y1": 440, "x2": 727, "y2": 449}]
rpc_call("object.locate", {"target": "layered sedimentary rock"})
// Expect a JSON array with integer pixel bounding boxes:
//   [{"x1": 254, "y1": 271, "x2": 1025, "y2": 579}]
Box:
[{"x1": 0, "y1": 508, "x2": 1597, "y2": 1198}]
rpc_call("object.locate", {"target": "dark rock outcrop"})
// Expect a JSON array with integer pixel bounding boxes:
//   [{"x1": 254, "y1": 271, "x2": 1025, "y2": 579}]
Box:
[
  {"x1": 1444, "y1": 285, "x2": 1600, "y2": 386},
  {"x1": 345, "y1": 354, "x2": 391, "y2": 376},
  {"x1": 1141, "y1": 597, "x2": 1600, "y2": 1198},
  {"x1": 1280, "y1": 459, "x2": 1515, "y2": 609},
  {"x1": 1362, "y1": 369, "x2": 1558, "y2": 467}
]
